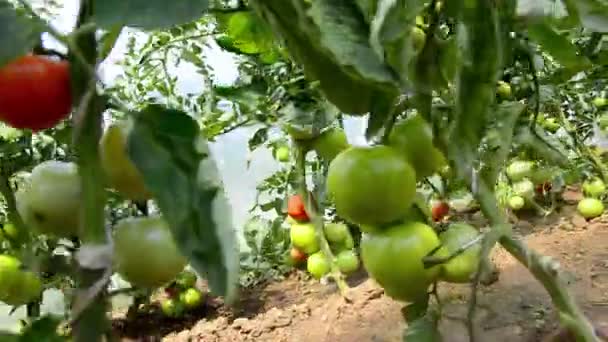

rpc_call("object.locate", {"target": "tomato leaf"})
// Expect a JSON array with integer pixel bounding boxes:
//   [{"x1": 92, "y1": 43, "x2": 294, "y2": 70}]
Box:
[
  {"x1": 99, "y1": 26, "x2": 124, "y2": 61},
  {"x1": 128, "y1": 105, "x2": 239, "y2": 302},
  {"x1": 527, "y1": 22, "x2": 592, "y2": 71},
  {"x1": 92, "y1": 0, "x2": 209, "y2": 30},
  {"x1": 402, "y1": 310, "x2": 442, "y2": 342},
  {"x1": 250, "y1": 0, "x2": 400, "y2": 115},
  {"x1": 0, "y1": 1, "x2": 44, "y2": 66}
]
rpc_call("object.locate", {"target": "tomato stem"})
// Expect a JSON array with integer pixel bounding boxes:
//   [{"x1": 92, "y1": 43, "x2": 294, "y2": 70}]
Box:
[
  {"x1": 294, "y1": 143, "x2": 351, "y2": 300},
  {"x1": 0, "y1": 173, "x2": 30, "y2": 246}
]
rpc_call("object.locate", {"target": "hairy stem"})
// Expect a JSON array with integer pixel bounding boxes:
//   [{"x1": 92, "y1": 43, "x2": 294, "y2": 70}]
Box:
[
  {"x1": 69, "y1": 1, "x2": 109, "y2": 341},
  {"x1": 294, "y1": 145, "x2": 350, "y2": 298}
]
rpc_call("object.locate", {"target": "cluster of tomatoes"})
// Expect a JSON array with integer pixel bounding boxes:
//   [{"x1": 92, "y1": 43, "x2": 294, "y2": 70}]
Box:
[
  {"x1": 286, "y1": 194, "x2": 360, "y2": 279},
  {"x1": 159, "y1": 270, "x2": 205, "y2": 318},
  {"x1": 3, "y1": 116, "x2": 190, "y2": 307},
  {"x1": 324, "y1": 114, "x2": 482, "y2": 302}
]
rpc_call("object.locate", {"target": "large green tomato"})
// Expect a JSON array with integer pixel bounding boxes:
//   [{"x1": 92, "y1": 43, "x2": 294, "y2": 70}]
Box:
[
  {"x1": 179, "y1": 288, "x2": 204, "y2": 309},
  {"x1": 3, "y1": 271, "x2": 42, "y2": 306},
  {"x1": 16, "y1": 161, "x2": 81, "y2": 238},
  {"x1": 577, "y1": 198, "x2": 604, "y2": 219},
  {"x1": 100, "y1": 120, "x2": 152, "y2": 201},
  {"x1": 439, "y1": 223, "x2": 481, "y2": 283},
  {"x1": 506, "y1": 160, "x2": 535, "y2": 182},
  {"x1": 361, "y1": 221, "x2": 443, "y2": 302},
  {"x1": 307, "y1": 252, "x2": 330, "y2": 279},
  {"x1": 327, "y1": 146, "x2": 416, "y2": 226},
  {"x1": 388, "y1": 114, "x2": 446, "y2": 180},
  {"x1": 114, "y1": 217, "x2": 187, "y2": 288},
  {"x1": 583, "y1": 178, "x2": 606, "y2": 198},
  {"x1": 311, "y1": 127, "x2": 349, "y2": 162},
  {"x1": 512, "y1": 178, "x2": 535, "y2": 199},
  {"x1": 593, "y1": 97, "x2": 607, "y2": 108},
  {"x1": 290, "y1": 223, "x2": 319, "y2": 254}
]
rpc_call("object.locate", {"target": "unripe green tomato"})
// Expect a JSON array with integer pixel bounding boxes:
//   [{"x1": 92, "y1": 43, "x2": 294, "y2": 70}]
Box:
[
  {"x1": 323, "y1": 222, "x2": 349, "y2": 244},
  {"x1": 497, "y1": 81, "x2": 512, "y2": 98},
  {"x1": 311, "y1": 128, "x2": 349, "y2": 162},
  {"x1": 577, "y1": 198, "x2": 604, "y2": 219},
  {"x1": 542, "y1": 117, "x2": 560, "y2": 133},
  {"x1": 0, "y1": 255, "x2": 23, "y2": 304},
  {"x1": 114, "y1": 216, "x2": 187, "y2": 288},
  {"x1": 327, "y1": 146, "x2": 416, "y2": 226},
  {"x1": 1, "y1": 223, "x2": 18, "y2": 240},
  {"x1": 16, "y1": 161, "x2": 81, "y2": 238},
  {"x1": 506, "y1": 160, "x2": 534, "y2": 182},
  {"x1": 274, "y1": 146, "x2": 290, "y2": 162},
  {"x1": 439, "y1": 223, "x2": 481, "y2": 283},
  {"x1": 336, "y1": 250, "x2": 360, "y2": 274},
  {"x1": 512, "y1": 179, "x2": 535, "y2": 199},
  {"x1": 592, "y1": 97, "x2": 607, "y2": 108},
  {"x1": 179, "y1": 288, "x2": 204, "y2": 309},
  {"x1": 160, "y1": 298, "x2": 184, "y2": 318},
  {"x1": 4, "y1": 271, "x2": 42, "y2": 306},
  {"x1": 290, "y1": 223, "x2": 319, "y2": 254},
  {"x1": 508, "y1": 196, "x2": 525, "y2": 211},
  {"x1": 582, "y1": 178, "x2": 606, "y2": 198},
  {"x1": 412, "y1": 27, "x2": 426, "y2": 51},
  {"x1": 100, "y1": 120, "x2": 152, "y2": 201},
  {"x1": 307, "y1": 252, "x2": 330, "y2": 279},
  {"x1": 361, "y1": 221, "x2": 444, "y2": 302},
  {"x1": 176, "y1": 271, "x2": 197, "y2": 289}
]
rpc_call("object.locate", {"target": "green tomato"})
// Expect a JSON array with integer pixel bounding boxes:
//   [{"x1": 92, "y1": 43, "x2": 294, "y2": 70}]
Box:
[
  {"x1": 506, "y1": 160, "x2": 535, "y2": 182},
  {"x1": 512, "y1": 179, "x2": 535, "y2": 199},
  {"x1": 290, "y1": 223, "x2": 319, "y2": 254},
  {"x1": 577, "y1": 198, "x2": 604, "y2": 219},
  {"x1": 327, "y1": 146, "x2": 416, "y2": 226},
  {"x1": 274, "y1": 146, "x2": 290, "y2": 162},
  {"x1": 412, "y1": 27, "x2": 426, "y2": 51},
  {"x1": 496, "y1": 81, "x2": 512, "y2": 98},
  {"x1": 4, "y1": 271, "x2": 42, "y2": 306},
  {"x1": 388, "y1": 114, "x2": 446, "y2": 180},
  {"x1": 582, "y1": 178, "x2": 606, "y2": 198},
  {"x1": 179, "y1": 288, "x2": 204, "y2": 309},
  {"x1": 439, "y1": 223, "x2": 481, "y2": 283},
  {"x1": 508, "y1": 196, "x2": 525, "y2": 211},
  {"x1": 114, "y1": 216, "x2": 187, "y2": 288},
  {"x1": 0, "y1": 255, "x2": 24, "y2": 305},
  {"x1": 100, "y1": 120, "x2": 152, "y2": 201},
  {"x1": 307, "y1": 252, "x2": 330, "y2": 279},
  {"x1": 311, "y1": 128, "x2": 349, "y2": 162},
  {"x1": 1, "y1": 223, "x2": 18, "y2": 240},
  {"x1": 16, "y1": 161, "x2": 81, "y2": 238},
  {"x1": 361, "y1": 221, "x2": 443, "y2": 302},
  {"x1": 160, "y1": 298, "x2": 184, "y2": 318},
  {"x1": 593, "y1": 97, "x2": 607, "y2": 108},
  {"x1": 336, "y1": 250, "x2": 360, "y2": 274},
  {"x1": 324, "y1": 222, "x2": 349, "y2": 244}
]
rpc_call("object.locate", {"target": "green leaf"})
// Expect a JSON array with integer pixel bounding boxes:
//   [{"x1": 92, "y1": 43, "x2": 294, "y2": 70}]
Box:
[
  {"x1": 250, "y1": 0, "x2": 400, "y2": 115},
  {"x1": 93, "y1": 0, "x2": 209, "y2": 30},
  {"x1": 99, "y1": 26, "x2": 123, "y2": 61},
  {"x1": 215, "y1": 10, "x2": 279, "y2": 61},
  {"x1": 0, "y1": 1, "x2": 44, "y2": 66},
  {"x1": 128, "y1": 104, "x2": 238, "y2": 302},
  {"x1": 527, "y1": 22, "x2": 591, "y2": 71},
  {"x1": 402, "y1": 310, "x2": 442, "y2": 342},
  {"x1": 369, "y1": 0, "x2": 425, "y2": 83}
]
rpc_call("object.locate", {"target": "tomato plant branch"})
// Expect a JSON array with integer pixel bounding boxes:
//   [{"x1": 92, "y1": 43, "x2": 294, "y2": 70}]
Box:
[
  {"x1": 423, "y1": 234, "x2": 483, "y2": 268},
  {"x1": 294, "y1": 144, "x2": 350, "y2": 299},
  {"x1": 69, "y1": 0, "x2": 110, "y2": 340}
]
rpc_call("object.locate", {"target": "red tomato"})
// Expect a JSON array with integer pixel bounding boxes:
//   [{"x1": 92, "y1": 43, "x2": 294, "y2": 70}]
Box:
[
  {"x1": 0, "y1": 55, "x2": 72, "y2": 131},
  {"x1": 288, "y1": 194, "x2": 309, "y2": 221},
  {"x1": 290, "y1": 247, "x2": 307, "y2": 263},
  {"x1": 431, "y1": 201, "x2": 449, "y2": 222}
]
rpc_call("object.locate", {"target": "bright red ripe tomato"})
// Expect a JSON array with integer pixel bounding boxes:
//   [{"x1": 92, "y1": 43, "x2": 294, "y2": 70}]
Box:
[
  {"x1": 0, "y1": 55, "x2": 72, "y2": 131},
  {"x1": 288, "y1": 194, "x2": 309, "y2": 221}
]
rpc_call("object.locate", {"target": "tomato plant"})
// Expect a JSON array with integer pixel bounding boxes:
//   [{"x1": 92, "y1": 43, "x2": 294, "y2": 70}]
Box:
[{"x1": 0, "y1": 55, "x2": 71, "y2": 131}]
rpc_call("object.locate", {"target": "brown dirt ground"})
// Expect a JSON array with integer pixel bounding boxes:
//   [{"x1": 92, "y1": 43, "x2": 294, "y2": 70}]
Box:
[{"x1": 113, "y1": 202, "x2": 608, "y2": 342}]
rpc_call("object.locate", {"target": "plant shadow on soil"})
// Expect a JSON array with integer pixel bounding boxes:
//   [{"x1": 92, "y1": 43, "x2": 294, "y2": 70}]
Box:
[{"x1": 113, "y1": 202, "x2": 608, "y2": 341}]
